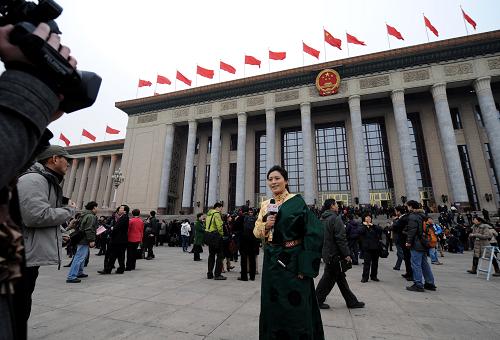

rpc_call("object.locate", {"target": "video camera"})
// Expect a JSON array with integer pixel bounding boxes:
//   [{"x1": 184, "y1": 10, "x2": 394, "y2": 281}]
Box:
[{"x1": 0, "y1": 0, "x2": 101, "y2": 113}]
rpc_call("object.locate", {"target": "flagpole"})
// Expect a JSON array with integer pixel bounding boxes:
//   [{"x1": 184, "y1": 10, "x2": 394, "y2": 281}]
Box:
[
  {"x1": 301, "y1": 41, "x2": 305, "y2": 66},
  {"x1": 135, "y1": 83, "x2": 139, "y2": 98},
  {"x1": 385, "y1": 22, "x2": 391, "y2": 49},
  {"x1": 323, "y1": 28, "x2": 327, "y2": 62},
  {"x1": 79, "y1": 132, "x2": 82, "y2": 145},
  {"x1": 345, "y1": 33, "x2": 350, "y2": 57},
  {"x1": 423, "y1": 13, "x2": 429, "y2": 43},
  {"x1": 104, "y1": 124, "x2": 108, "y2": 142},
  {"x1": 175, "y1": 78, "x2": 177, "y2": 91},
  {"x1": 268, "y1": 48, "x2": 270, "y2": 73},
  {"x1": 460, "y1": 6, "x2": 469, "y2": 35}
]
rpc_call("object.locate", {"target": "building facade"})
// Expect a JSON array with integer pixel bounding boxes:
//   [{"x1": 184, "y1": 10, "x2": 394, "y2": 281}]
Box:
[{"x1": 111, "y1": 31, "x2": 500, "y2": 215}]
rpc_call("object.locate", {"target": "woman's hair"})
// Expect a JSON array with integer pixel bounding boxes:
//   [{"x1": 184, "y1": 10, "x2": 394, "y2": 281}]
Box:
[
  {"x1": 197, "y1": 213, "x2": 203, "y2": 219},
  {"x1": 362, "y1": 212, "x2": 372, "y2": 222},
  {"x1": 120, "y1": 204, "x2": 130, "y2": 214},
  {"x1": 321, "y1": 199, "x2": 336, "y2": 213},
  {"x1": 132, "y1": 208, "x2": 140, "y2": 216},
  {"x1": 406, "y1": 200, "x2": 420, "y2": 210},
  {"x1": 267, "y1": 165, "x2": 290, "y2": 192},
  {"x1": 473, "y1": 215, "x2": 485, "y2": 224}
]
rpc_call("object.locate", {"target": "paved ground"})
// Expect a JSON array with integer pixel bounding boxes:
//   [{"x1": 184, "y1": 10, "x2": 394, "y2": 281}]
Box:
[{"x1": 30, "y1": 245, "x2": 500, "y2": 339}]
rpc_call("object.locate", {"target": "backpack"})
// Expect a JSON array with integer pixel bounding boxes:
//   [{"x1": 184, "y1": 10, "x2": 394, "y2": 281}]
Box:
[
  {"x1": 243, "y1": 215, "x2": 257, "y2": 238},
  {"x1": 422, "y1": 222, "x2": 438, "y2": 248}
]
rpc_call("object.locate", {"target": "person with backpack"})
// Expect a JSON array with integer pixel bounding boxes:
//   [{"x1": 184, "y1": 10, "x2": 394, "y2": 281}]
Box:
[
  {"x1": 423, "y1": 217, "x2": 442, "y2": 265},
  {"x1": 239, "y1": 208, "x2": 259, "y2": 281},
  {"x1": 405, "y1": 200, "x2": 436, "y2": 292},
  {"x1": 205, "y1": 202, "x2": 226, "y2": 280}
]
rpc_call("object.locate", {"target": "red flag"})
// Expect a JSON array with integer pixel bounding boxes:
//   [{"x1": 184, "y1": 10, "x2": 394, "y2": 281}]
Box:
[
  {"x1": 220, "y1": 60, "x2": 236, "y2": 74},
  {"x1": 386, "y1": 24, "x2": 404, "y2": 40},
  {"x1": 59, "y1": 133, "x2": 70, "y2": 147},
  {"x1": 138, "y1": 79, "x2": 152, "y2": 87},
  {"x1": 156, "y1": 75, "x2": 171, "y2": 85},
  {"x1": 245, "y1": 55, "x2": 261, "y2": 68},
  {"x1": 106, "y1": 125, "x2": 120, "y2": 134},
  {"x1": 461, "y1": 8, "x2": 477, "y2": 30},
  {"x1": 269, "y1": 50, "x2": 286, "y2": 60},
  {"x1": 82, "y1": 129, "x2": 96, "y2": 142},
  {"x1": 346, "y1": 33, "x2": 366, "y2": 46},
  {"x1": 324, "y1": 29, "x2": 342, "y2": 50},
  {"x1": 196, "y1": 65, "x2": 215, "y2": 79},
  {"x1": 176, "y1": 71, "x2": 192, "y2": 86},
  {"x1": 424, "y1": 15, "x2": 439, "y2": 37},
  {"x1": 302, "y1": 42, "x2": 320, "y2": 59}
]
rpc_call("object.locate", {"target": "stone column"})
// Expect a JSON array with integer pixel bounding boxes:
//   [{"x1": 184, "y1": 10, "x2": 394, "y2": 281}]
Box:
[
  {"x1": 300, "y1": 102, "x2": 315, "y2": 205},
  {"x1": 235, "y1": 112, "x2": 247, "y2": 207},
  {"x1": 89, "y1": 155, "x2": 104, "y2": 202},
  {"x1": 102, "y1": 154, "x2": 118, "y2": 208},
  {"x1": 265, "y1": 108, "x2": 276, "y2": 197},
  {"x1": 207, "y1": 116, "x2": 222, "y2": 207},
  {"x1": 65, "y1": 158, "x2": 79, "y2": 198},
  {"x1": 473, "y1": 76, "x2": 500, "y2": 179},
  {"x1": 181, "y1": 120, "x2": 198, "y2": 210},
  {"x1": 158, "y1": 124, "x2": 175, "y2": 214},
  {"x1": 206, "y1": 117, "x2": 222, "y2": 208},
  {"x1": 348, "y1": 95, "x2": 370, "y2": 206},
  {"x1": 431, "y1": 83, "x2": 468, "y2": 203},
  {"x1": 391, "y1": 90, "x2": 420, "y2": 201},
  {"x1": 76, "y1": 156, "x2": 92, "y2": 209}
]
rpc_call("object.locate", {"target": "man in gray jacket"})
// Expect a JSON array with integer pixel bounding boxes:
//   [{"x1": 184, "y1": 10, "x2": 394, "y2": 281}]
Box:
[
  {"x1": 315, "y1": 199, "x2": 365, "y2": 310},
  {"x1": 16, "y1": 146, "x2": 76, "y2": 329}
]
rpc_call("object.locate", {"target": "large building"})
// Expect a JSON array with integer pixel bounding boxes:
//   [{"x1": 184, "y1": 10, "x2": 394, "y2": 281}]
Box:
[{"x1": 68, "y1": 31, "x2": 500, "y2": 215}]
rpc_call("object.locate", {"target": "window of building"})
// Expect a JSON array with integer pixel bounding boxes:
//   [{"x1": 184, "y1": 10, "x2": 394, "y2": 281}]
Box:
[
  {"x1": 450, "y1": 107, "x2": 463, "y2": 130},
  {"x1": 203, "y1": 165, "x2": 210, "y2": 212},
  {"x1": 207, "y1": 136, "x2": 212, "y2": 154},
  {"x1": 457, "y1": 144, "x2": 479, "y2": 210},
  {"x1": 408, "y1": 113, "x2": 432, "y2": 188},
  {"x1": 315, "y1": 123, "x2": 350, "y2": 192},
  {"x1": 230, "y1": 134, "x2": 238, "y2": 151},
  {"x1": 484, "y1": 143, "x2": 500, "y2": 203},
  {"x1": 281, "y1": 128, "x2": 304, "y2": 193},
  {"x1": 194, "y1": 138, "x2": 199, "y2": 154},
  {"x1": 255, "y1": 131, "x2": 267, "y2": 194},
  {"x1": 362, "y1": 118, "x2": 394, "y2": 190},
  {"x1": 228, "y1": 163, "x2": 237, "y2": 211}
]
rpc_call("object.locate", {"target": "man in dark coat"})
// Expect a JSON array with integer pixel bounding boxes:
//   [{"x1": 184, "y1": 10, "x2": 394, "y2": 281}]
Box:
[
  {"x1": 315, "y1": 199, "x2": 365, "y2": 310},
  {"x1": 345, "y1": 215, "x2": 362, "y2": 265},
  {"x1": 392, "y1": 207, "x2": 413, "y2": 280},
  {"x1": 238, "y1": 208, "x2": 259, "y2": 281},
  {"x1": 98, "y1": 205, "x2": 129, "y2": 274},
  {"x1": 405, "y1": 200, "x2": 436, "y2": 292}
]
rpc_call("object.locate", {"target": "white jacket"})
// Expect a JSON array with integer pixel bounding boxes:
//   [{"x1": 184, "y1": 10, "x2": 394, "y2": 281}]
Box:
[{"x1": 180, "y1": 222, "x2": 191, "y2": 236}]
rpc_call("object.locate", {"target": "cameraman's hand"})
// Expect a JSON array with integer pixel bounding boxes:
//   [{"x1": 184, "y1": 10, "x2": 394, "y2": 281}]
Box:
[{"x1": 0, "y1": 23, "x2": 77, "y2": 68}]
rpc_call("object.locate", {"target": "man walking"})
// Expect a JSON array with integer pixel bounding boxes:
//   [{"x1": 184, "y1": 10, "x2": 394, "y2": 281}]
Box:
[
  {"x1": 66, "y1": 201, "x2": 98, "y2": 283},
  {"x1": 205, "y1": 203, "x2": 226, "y2": 280},
  {"x1": 16, "y1": 146, "x2": 76, "y2": 331},
  {"x1": 316, "y1": 199, "x2": 365, "y2": 309},
  {"x1": 98, "y1": 205, "x2": 129, "y2": 274},
  {"x1": 405, "y1": 200, "x2": 437, "y2": 292}
]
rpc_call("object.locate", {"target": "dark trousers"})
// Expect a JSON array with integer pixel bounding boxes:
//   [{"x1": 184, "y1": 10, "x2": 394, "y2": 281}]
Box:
[
  {"x1": 239, "y1": 250, "x2": 256, "y2": 280},
  {"x1": 362, "y1": 249, "x2": 379, "y2": 280},
  {"x1": 207, "y1": 243, "x2": 223, "y2": 277},
  {"x1": 105, "y1": 244, "x2": 126, "y2": 273},
  {"x1": 316, "y1": 262, "x2": 359, "y2": 306},
  {"x1": 403, "y1": 246, "x2": 413, "y2": 277},
  {"x1": 193, "y1": 244, "x2": 202, "y2": 260},
  {"x1": 12, "y1": 265, "x2": 39, "y2": 340},
  {"x1": 126, "y1": 242, "x2": 140, "y2": 270},
  {"x1": 348, "y1": 239, "x2": 359, "y2": 264},
  {"x1": 145, "y1": 235, "x2": 155, "y2": 259}
]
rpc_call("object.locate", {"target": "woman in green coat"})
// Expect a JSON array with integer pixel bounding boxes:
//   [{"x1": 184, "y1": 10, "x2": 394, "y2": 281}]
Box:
[
  {"x1": 254, "y1": 165, "x2": 324, "y2": 340},
  {"x1": 193, "y1": 213, "x2": 205, "y2": 261}
]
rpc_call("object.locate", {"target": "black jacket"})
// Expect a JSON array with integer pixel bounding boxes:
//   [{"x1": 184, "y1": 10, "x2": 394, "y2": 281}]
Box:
[
  {"x1": 360, "y1": 223, "x2": 383, "y2": 250},
  {"x1": 320, "y1": 210, "x2": 350, "y2": 263},
  {"x1": 392, "y1": 214, "x2": 409, "y2": 246},
  {"x1": 111, "y1": 214, "x2": 129, "y2": 245},
  {"x1": 406, "y1": 210, "x2": 426, "y2": 252}
]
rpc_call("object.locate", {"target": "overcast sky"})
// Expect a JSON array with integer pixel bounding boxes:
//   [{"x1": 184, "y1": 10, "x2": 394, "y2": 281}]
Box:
[{"x1": 45, "y1": 0, "x2": 500, "y2": 145}]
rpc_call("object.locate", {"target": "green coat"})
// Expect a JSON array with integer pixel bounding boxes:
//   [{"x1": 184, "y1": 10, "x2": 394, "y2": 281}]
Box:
[
  {"x1": 193, "y1": 220, "x2": 205, "y2": 245},
  {"x1": 258, "y1": 195, "x2": 324, "y2": 340},
  {"x1": 79, "y1": 210, "x2": 97, "y2": 245}
]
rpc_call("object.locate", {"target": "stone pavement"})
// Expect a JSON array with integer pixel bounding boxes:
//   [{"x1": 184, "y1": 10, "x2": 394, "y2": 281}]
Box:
[{"x1": 30, "y1": 246, "x2": 500, "y2": 339}]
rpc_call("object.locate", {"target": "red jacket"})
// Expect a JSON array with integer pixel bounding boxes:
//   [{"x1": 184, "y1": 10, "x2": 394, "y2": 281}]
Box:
[{"x1": 128, "y1": 217, "x2": 144, "y2": 243}]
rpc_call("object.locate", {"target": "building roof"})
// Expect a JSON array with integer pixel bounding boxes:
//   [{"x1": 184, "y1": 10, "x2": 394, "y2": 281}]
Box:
[
  {"x1": 65, "y1": 139, "x2": 124, "y2": 155},
  {"x1": 116, "y1": 30, "x2": 500, "y2": 116}
]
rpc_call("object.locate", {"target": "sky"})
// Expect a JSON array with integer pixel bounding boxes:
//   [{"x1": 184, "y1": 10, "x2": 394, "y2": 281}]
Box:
[{"x1": 40, "y1": 0, "x2": 500, "y2": 145}]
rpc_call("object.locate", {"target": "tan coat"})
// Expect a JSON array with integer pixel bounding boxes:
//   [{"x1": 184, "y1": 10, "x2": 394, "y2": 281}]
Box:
[{"x1": 471, "y1": 223, "x2": 491, "y2": 258}]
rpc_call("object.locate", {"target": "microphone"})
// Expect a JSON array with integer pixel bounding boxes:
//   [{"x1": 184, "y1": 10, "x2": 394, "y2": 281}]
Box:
[{"x1": 266, "y1": 199, "x2": 279, "y2": 241}]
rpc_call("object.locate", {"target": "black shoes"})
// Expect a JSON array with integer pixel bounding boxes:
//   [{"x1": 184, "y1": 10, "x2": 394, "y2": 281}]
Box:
[
  {"x1": 207, "y1": 273, "x2": 214, "y2": 279},
  {"x1": 406, "y1": 284, "x2": 425, "y2": 292},
  {"x1": 347, "y1": 302, "x2": 365, "y2": 309},
  {"x1": 319, "y1": 303, "x2": 330, "y2": 310},
  {"x1": 77, "y1": 274, "x2": 88, "y2": 278},
  {"x1": 371, "y1": 277, "x2": 380, "y2": 282},
  {"x1": 63, "y1": 263, "x2": 72, "y2": 267},
  {"x1": 393, "y1": 267, "x2": 400, "y2": 271},
  {"x1": 360, "y1": 279, "x2": 368, "y2": 283},
  {"x1": 214, "y1": 275, "x2": 227, "y2": 280},
  {"x1": 66, "y1": 278, "x2": 81, "y2": 283},
  {"x1": 97, "y1": 270, "x2": 110, "y2": 275},
  {"x1": 238, "y1": 277, "x2": 248, "y2": 281},
  {"x1": 424, "y1": 283, "x2": 437, "y2": 291}
]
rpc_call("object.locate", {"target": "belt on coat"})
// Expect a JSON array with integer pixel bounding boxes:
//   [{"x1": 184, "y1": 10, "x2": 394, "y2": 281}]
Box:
[{"x1": 270, "y1": 239, "x2": 302, "y2": 248}]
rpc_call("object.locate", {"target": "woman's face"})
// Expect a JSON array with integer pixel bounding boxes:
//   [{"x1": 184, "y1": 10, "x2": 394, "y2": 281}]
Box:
[
  {"x1": 472, "y1": 217, "x2": 479, "y2": 225},
  {"x1": 267, "y1": 170, "x2": 288, "y2": 196},
  {"x1": 364, "y1": 215, "x2": 372, "y2": 224}
]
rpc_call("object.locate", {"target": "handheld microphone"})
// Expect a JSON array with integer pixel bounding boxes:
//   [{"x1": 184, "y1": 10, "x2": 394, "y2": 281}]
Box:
[{"x1": 266, "y1": 199, "x2": 279, "y2": 241}]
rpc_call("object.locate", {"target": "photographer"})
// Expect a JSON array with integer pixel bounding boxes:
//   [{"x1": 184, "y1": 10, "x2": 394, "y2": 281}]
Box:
[{"x1": 0, "y1": 19, "x2": 82, "y2": 340}]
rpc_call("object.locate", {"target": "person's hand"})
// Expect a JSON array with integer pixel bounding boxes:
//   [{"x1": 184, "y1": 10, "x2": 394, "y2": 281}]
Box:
[
  {"x1": 265, "y1": 215, "x2": 276, "y2": 230},
  {"x1": 62, "y1": 235, "x2": 69, "y2": 242},
  {"x1": 297, "y1": 273, "x2": 304, "y2": 279},
  {"x1": 89, "y1": 242, "x2": 95, "y2": 248},
  {"x1": 68, "y1": 200, "x2": 76, "y2": 209},
  {"x1": 405, "y1": 242, "x2": 411, "y2": 248},
  {"x1": 345, "y1": 256, "x2": 352, "y2": 263}
]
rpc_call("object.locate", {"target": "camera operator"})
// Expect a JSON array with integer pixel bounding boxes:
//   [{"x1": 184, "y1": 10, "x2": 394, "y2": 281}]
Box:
[{"x1": 0, "y1": 22, "x2": 79, "y2": 340}]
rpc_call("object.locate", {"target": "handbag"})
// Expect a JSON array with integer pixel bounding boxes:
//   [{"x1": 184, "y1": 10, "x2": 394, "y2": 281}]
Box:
[
  {"x1": 204, "y1": 214, "x2": 221, "y2": 247},
  {"x1": 378, "y1": 240, "x2": 389, "y2": 258}
]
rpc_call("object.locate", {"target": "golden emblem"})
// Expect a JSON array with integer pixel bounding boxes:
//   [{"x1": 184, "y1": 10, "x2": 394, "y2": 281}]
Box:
[{"x1": 315, "y1": 69, "x2": 341, "y2": 96}]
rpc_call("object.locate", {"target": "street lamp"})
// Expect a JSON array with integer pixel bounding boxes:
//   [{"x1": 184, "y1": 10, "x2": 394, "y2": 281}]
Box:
[{"x1": 111, "y1": 168, "x2": 125, "y2": 209}]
